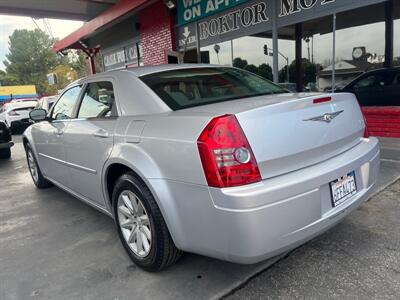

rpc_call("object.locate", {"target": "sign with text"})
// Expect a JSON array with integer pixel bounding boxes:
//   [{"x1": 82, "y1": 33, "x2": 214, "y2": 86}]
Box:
[
  {"x1": 102, "y1": 42, "x2": 141, "y2": 71},
  {"x1": 177, "y1": 0, "x2": 249, "y2": 25},
  {"x1": 276, "y1": 0, "x2": 386, "y2": 27},
  {"x1": 176, "y1": 0, "x2": 387, "y2": 51},
  {"x1": 177, "y1": 0, "x2": 272, "y2": 50}
]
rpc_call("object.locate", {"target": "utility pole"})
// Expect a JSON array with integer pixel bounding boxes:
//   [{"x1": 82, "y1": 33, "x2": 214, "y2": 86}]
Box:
[
  {"x1": 332, "y1": 14, "x2": 337, "y2": 93},
  {"x1": 266, "y1": 45, "x2": 290, "y2": 83}
]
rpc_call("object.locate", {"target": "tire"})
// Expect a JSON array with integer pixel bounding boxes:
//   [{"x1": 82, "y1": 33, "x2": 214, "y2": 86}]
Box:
[
  {"x1": 112, "y1": 172, "x2": 182, "y2": 272},
  {"x1": 0, "y1": 148, "x2": 11, "y2": 159},
  {"x1": 25, "y1": 144, "x2": 52, "y2": 189},
  {"x1": 8, "y1": 125, "x2": 15, "y2": 135}
]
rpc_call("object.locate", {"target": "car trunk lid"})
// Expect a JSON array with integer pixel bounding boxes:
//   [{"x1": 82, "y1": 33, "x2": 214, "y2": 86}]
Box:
[{"x1": 233, "y1": 93, "x2": 365, "y2": 179}]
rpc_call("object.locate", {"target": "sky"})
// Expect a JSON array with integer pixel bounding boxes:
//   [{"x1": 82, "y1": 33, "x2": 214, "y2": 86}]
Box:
[
  {"x1": 0, "y1": 15, "x2": 83, "y2": 71},
  {"x1": 0, "y1": 14, "x2": 399, "y2": 72}
]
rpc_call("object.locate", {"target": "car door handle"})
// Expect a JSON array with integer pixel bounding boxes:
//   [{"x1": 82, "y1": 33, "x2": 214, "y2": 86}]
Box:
[{"x1": 93, "y1": 129, "x2": 110, "y2": 138}]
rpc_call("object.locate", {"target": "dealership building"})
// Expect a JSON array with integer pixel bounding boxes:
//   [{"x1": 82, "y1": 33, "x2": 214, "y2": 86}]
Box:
[
  {"x1": 50, "y1": 0, "x2": 397, "y2": 88},
  {"x1": 2, "y1": 0, "x2": 399, "y2": 85}
]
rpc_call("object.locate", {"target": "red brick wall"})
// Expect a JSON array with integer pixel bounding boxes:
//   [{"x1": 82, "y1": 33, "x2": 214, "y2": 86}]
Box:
[
  {"x1": 362, "y1": 107, "x2": 400, "y2": 138},
  {"x1": 139, "y1": 1, "x2": 174, "y2": 65}
]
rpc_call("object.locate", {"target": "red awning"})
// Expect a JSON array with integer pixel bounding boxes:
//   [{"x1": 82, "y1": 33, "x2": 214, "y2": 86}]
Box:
[{"x1": 53, "y1": 0, "x2": 149, "y2": 52}]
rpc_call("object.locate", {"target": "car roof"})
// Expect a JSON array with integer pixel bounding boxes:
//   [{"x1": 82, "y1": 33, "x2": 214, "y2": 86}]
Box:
[
  {"x1": 67, "y1": 64, "x2": 227, "y2": 89},
  {"x1": 40, "y1": 95, "x2": 58, "y2": 101},
  {"x1": 363, "y1": 66, "x2": 400, "y2": 74},
  {"x1": 6, "y1": 101, "x2": 37, "y2": 109},
  {"x1": 123, "y1": 64, "x2": 224, "y2": 77}
]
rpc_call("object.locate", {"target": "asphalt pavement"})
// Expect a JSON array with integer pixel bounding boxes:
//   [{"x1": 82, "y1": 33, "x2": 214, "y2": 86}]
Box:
[
  {"x1": 0, "y1": 136, "x2": 281, "y2": 300},
  {"x1": 225, "y1": 178, "x2": 400, "y2": 300}
]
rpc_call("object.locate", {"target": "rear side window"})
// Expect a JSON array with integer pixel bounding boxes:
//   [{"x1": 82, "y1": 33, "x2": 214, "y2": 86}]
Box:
[
  {"x1": 140, "y1": 67, "x2": 286, "y2": 110},
  {"x1": 51, "y1": 86, "x2": 82, "y2": 120},
  {"x1": 78, "y1": 81, "x2": 116, "y2": 118}
]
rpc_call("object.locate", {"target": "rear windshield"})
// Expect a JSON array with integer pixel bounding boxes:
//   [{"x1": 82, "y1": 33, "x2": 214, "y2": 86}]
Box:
[{"x1": 140, "y1": 67, "x2": 287, "y2": 110}]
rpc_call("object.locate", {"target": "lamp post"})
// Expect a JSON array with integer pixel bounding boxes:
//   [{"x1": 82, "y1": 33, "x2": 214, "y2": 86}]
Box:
[{"x1": 304, "y1": 37, "x2": 311, "y2": 61}]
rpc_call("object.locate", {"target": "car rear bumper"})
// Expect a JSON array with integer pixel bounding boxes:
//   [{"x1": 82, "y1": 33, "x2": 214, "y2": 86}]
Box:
[
  {"x1": 0, "y1": 141, "x2": 14, "y2": 149},
  {"x1": 149, "y1": 137, "x2": 380, "y2": 264}
]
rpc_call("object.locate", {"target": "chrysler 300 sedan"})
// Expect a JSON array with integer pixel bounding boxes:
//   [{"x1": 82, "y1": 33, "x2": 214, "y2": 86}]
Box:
[{"x1": 23, "y1": 65, "x2": 380, "y2": 272}]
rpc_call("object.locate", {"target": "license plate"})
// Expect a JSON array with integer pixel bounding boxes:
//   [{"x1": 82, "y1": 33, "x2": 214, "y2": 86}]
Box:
[{"x1": 330, "y1": 171, "x2": 357, "y2": 207}]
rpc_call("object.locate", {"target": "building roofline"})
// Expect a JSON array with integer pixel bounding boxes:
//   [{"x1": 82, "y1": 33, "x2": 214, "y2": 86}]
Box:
[{"x1": 52, "y1": 0, "x2": 149, "y2": 53}]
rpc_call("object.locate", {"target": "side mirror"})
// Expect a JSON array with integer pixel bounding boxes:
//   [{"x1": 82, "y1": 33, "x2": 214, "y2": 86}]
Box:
[{"x1": 29, "y1": 109, "x2": 47, "y2": 122}]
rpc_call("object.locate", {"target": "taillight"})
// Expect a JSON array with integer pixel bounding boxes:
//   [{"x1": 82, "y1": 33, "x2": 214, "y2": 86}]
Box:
[
  {"x1": 8, "y1": 110, "x2": 19, "y2": 116},
  {"x1": 313, "y1": 96, "x2": 332, "y2": 104},
  {"x1": 197, "y1": 114, "x2": 261, "y2": 188}
]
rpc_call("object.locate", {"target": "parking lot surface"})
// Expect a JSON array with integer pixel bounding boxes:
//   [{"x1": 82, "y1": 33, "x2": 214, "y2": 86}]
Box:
[
  {"x1": 225, "y1": 178, "x2": 400, "y2": 300},
  {"x1": 1, "y1": 136, "x2": 399, "y2": 300},
  {"x1": 0, "y1": 136, "x2": 281, "y2": 300}
]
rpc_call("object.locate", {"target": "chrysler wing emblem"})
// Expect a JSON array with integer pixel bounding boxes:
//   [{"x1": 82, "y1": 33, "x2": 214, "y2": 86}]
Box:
[{"x1": 303, "y1": 110, "x2": 344, "y2": 123}]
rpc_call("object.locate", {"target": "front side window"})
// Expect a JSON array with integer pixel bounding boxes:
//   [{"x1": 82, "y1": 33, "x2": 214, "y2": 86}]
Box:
[
  {"x1": 51, "y1": 86, "x2": 82, "y2": 120},
  {"x1": 78, "y1": 81, "x2": 115, "y2": 118},
  {"x1": 354, "y1": 74, "x2": 386, "y2": 89},
  {"x1": 140, "y1": 67, "x2": 287, "y2": 110}
]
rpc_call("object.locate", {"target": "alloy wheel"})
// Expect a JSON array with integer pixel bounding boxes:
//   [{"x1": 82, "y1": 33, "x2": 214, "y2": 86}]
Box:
[
  {"x1": 117, "y1": 190, "x2": 152, "y2": 257},
  {"x1": 27, "y1": 150, "x2": 39, "y2": 183}
]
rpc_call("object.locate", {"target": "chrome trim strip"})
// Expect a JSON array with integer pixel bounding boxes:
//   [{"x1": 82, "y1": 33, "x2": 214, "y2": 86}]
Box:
[{"x1": 39, "y1": 153, "x2": 97, "y2": 174}]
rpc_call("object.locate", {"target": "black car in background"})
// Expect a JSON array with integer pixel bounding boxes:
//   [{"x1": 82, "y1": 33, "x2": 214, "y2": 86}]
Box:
[
  {"x1": 338, "y1": 66, "x2": 400, "y2": 106},
  {"x1": 0, "y1": 120, "x2": 13, "y2": 159}
]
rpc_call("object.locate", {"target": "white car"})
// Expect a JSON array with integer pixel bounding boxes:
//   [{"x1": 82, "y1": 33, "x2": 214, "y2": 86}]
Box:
[
  {"x1": 0, "y1": 101, "x2": 37, "y2": 133},
  {"x1": 35, "y1": 96, "x2": 58, "y2": 112}
]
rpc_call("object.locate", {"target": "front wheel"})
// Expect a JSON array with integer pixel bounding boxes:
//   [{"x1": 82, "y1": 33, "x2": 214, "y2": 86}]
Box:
[
  {"x1": 26, "y1": 145, "x2": 52, "y2": 188},
  {"x1": 112, "y1": 172, "x2": 182, "y2": 272}
]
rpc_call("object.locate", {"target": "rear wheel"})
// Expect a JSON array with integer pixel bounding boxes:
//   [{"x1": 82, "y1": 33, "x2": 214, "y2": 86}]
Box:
[
  {"x1": 0, "y1": 148, "x2": 11, "y2": 159},
  {"x1": 25, "y1": 145, "x2": 52, "y2": 188},
  {"x1": 112, "y1": 172, "x2": 182, "y2": 272}
]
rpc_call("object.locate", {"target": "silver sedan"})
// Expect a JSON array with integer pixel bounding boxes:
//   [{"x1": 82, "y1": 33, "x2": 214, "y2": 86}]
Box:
[{"x1": 23, "y1": 65, "x2": 380, "y2": 271}]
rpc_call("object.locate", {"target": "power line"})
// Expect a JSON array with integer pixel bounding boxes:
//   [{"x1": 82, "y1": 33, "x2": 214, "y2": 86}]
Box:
[
  {"x1": 31, "y1": 18, "x2": 41, "y2": 31},
  {"x1": 31, "y1": 17, "x2": 54, "y2": 39},
  {"x1": 46, "y1": 19, "x2": 54, "y2": 39},
  {"x1": 43, "y1": 19, "x2": 54, "y2": 39}
]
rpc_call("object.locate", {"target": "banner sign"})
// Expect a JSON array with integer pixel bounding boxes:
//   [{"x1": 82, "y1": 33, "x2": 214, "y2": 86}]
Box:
[
  {"x1": 177, "y1": 0, "x2": 249, "y2": 25},
  {"x1": 177, "y1": 0, "x2": 272, "y2": 50},
  {"x1": 176, "y1": 0, "x2": 387, "y2": 51},
  {"x1": 102, "y1": 41, "x2": 141, "y2": 71}
]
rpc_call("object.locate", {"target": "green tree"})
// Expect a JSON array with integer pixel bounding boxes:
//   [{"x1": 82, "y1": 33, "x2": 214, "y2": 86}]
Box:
[
  {"x1": 257, "y1": 63, "x2": 273, "y2": 80},
  {"x1": 3, "y1": 29, "x2": 63, "y2": 94},
  {"x1": 68, "y1": 50, "x2": 103, "y2": 77},
  {"x1": 69, "y1": 50, "x2": 91, "y2": 78},
  {"x1": 278, "y1": 65, "x2": 290, "y2": 83},
  {"x1": 0, "y1": 70, "x2": 19, "y2": 86},
  {"x1": 233, "y1": 57, "x2": 248, "y2": 69},
  {"x1": 244, "y1": 64, "x2": 258, "y2": 74},
  {"x1": 278, "y1": 58, "x2": 318, "y2": 86},
  {"x1": 52, "y1": 64, "x2": 78, "y2": 91}
]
